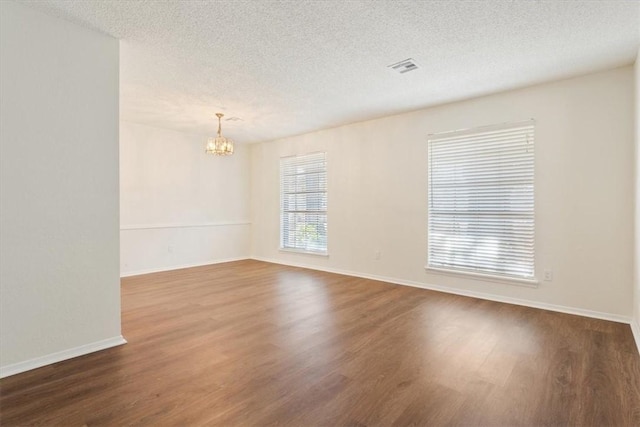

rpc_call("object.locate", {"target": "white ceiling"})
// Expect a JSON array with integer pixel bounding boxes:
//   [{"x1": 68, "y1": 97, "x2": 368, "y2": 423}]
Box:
[{"x1": 24, "y1": 0, "x2": 640, "y2": 143}]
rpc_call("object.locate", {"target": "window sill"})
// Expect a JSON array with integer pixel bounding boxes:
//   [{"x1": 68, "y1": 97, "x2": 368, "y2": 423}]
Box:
[
  {"x1": 279, "y1": 248, "x2": 329, "y2": 257},
  {"x1": 424, "y1": 266, "x2": 539, "y2": 288}
]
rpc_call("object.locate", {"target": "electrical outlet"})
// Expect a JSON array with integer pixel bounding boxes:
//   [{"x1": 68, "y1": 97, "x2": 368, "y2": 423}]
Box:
[
  {"x1": 374, "y1": 250, "x2": 381, "y2": 260},
  {"x1": 543, "y1": 269, "x2": 553, "y2": 281},
  {"x1": 168, "y1": 245, "x2": 174, "y2": 254}
]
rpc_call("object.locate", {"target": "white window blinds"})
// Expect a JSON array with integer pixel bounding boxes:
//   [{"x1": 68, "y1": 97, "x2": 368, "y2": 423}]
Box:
[
  {"x1": 428, "y1": 121, "x2": 535, "y2": 280},
  {"x1": 280, "y1": 152, "x2": 328, "y2": 254}
]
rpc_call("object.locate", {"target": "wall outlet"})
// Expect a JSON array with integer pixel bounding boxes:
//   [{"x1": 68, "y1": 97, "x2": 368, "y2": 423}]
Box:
[
  {"x1": 168, "y1": 245, "x2": 174, "y2": 254},
  {"x1": 374, "y1": 250, "x2": 381, "y2": 260},
  {"x1": 543, "y1": 269, "x2": 553, "y2": 281}
]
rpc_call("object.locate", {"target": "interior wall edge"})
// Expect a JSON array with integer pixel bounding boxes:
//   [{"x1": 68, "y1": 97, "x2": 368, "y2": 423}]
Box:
[
  {"x1": 1, "y1": 0, "x2": 121, "y2": 372},
  {"x1": 631, "y1": 319, "x2": 640, "y2": 356},
  {"x1": 633, "y1": 47, "x2": 640, "y2": 357},
  {"x1": 0, "y1": 335, "x2": 127, "y2": 379},
  {"x1": 250, "y1": 256, "x2": 634, "y2": 326}
]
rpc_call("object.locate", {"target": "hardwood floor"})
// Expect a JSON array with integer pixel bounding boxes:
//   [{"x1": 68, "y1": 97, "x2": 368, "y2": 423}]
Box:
[{"x1": 1, "y1": 259, "x2": 639, "y2": 426}]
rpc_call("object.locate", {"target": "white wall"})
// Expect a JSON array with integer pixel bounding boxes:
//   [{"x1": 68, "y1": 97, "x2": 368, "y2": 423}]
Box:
[
  {"x1": 120, "y1": 122, "x2": 251, "y2": 276},
  {"x1": 251, "y1": 66, "x2": 635, "y2": 320},
  {"x1": 0, "y1": 1, "x2": 122, "y2": 376}
]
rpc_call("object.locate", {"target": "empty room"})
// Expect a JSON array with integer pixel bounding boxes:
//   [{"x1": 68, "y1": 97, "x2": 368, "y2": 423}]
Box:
[{"x1": 1, "y1": 0, "x2": 640, "y2": 425}]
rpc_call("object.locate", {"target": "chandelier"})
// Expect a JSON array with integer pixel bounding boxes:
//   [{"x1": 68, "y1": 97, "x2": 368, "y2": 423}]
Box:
[{"x1": 206, "y1": 113, "x2": 234, "y2": 156}]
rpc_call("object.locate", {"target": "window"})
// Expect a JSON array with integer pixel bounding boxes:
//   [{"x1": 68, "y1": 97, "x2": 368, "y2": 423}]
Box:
[
  {"x1": 280, "y1": 152, "x2": 327, "y2": 254},
  {"x1": 427, "y1": 121, "x2": 535, "y2": 281}
]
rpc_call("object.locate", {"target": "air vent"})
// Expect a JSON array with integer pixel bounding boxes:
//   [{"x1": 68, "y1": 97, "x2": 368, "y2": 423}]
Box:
[{"x1": 388, "y1": 58, "x2": 419, "y2": 74}]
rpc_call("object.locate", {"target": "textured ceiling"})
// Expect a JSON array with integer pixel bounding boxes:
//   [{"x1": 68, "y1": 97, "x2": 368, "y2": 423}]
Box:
[{"x1": 22, "y1": 0, "x2": 640, "y2": 143}]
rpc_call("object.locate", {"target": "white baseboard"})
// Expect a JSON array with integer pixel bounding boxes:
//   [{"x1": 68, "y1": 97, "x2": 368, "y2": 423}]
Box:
[
  {"x1": 120, "y1": 257, "x2": 250, "y2": 278},
  {"x1": 250, "y1": 256, "x2": 632, "y2": 325},
  {"x1": 0, "y1": 335, "x2": 127, "y2": 379},
  {"x1": 631, "y1": 319, "x2": 640, "y2": 355}
]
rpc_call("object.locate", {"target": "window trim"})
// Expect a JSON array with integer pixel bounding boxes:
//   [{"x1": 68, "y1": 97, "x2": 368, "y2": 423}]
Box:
[
  {"x1": 424, "y1": 266, "x2": 539, "y2": 287},
  {"x1": 279, "y1": 151, "x2": 328, "y2": 256},
  {"x1": 426, "y1": 119, "x2": 536, "y2": 284},
  {"x1": 279, "y1": 248, "x2": 330, "y2": 257}
]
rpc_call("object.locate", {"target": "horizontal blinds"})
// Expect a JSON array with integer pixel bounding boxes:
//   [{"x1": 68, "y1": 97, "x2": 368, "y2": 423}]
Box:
[
  {"x1": 280, "y1": 152, "x2": 327, "y2": 253},
  {"x1": 428, "y1": 121, "x2": 534, "y2": 279}
]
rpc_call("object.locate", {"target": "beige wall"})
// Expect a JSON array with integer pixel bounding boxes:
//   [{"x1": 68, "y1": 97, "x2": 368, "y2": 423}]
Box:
[
  {"x1": 119, "y1": 122, "x2": 251, "y2": 275},
  {"x1": 1, "y1": 1, "x2": 122, "y2": 376},
  {"x1": 251, "y1": 66, "x2": 635, "y2": 319}
]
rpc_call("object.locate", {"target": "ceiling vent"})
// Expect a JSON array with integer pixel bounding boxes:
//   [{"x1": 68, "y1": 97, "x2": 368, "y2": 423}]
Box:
[{"x1": 388, "y1": 58, "x2": 419, "y2": 74}]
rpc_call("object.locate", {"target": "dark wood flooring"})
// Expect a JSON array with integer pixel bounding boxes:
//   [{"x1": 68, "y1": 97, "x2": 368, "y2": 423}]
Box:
[{"x1": 1, "y1": 260, "x2": 639, "y2": 426}]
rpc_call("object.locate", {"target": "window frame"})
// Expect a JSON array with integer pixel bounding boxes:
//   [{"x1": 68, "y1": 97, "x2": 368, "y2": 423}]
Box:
[
  {"x1": 279, "y1": 151, "x2": 328, "y2": 256},
  {"x1": 425, "y1": 120, "x2": 537, "y2": 286}
]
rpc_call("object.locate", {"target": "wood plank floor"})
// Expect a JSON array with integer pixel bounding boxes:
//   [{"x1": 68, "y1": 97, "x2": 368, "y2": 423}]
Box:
[{"x1": 1, "y1": 259, "x2": 639, "y2": 426}]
